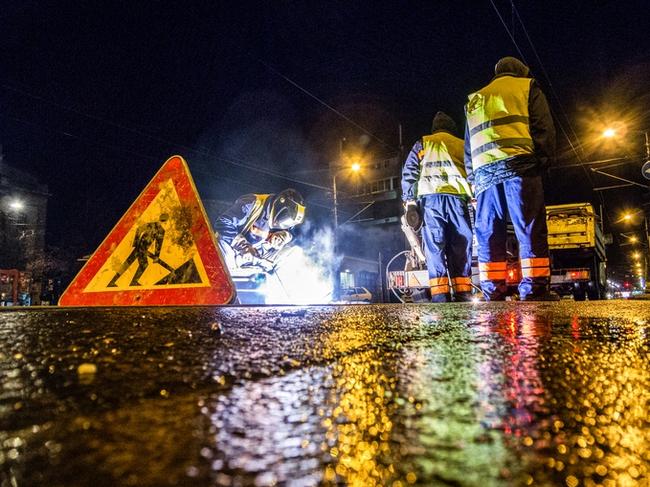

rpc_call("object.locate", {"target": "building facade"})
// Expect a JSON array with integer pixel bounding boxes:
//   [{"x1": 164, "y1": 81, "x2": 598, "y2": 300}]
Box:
[{"x1": 332, "y1": 153, "x2": 405, "y2": 302}]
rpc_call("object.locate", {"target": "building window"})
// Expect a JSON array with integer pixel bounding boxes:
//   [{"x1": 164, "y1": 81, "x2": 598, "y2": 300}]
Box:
[
  {"x1": 340, "y1": 270, "x2": 354, "y2": 289},
  {"x1": 354, "y1": 177, "x2": 400, "y2": 196}
]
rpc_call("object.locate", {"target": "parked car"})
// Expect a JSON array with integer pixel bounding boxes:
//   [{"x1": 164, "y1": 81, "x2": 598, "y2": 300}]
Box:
[{"x1": 341, "y1": 287, "x2": 372, "y2": 303}]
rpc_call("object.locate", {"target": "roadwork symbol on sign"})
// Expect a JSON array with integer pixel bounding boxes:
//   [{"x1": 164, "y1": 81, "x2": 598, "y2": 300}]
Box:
[{"x1": 59, "y1": 155, "x2": 235, "y2": 306}]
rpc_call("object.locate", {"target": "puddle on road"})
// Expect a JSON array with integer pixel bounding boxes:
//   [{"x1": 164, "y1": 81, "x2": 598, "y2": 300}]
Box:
[
  {"x1": 200, "y1": 307, "x2": 650, "y2": 486},
  {"x1": 0, "y1": 304, "x2": 648, "y2": 486}
]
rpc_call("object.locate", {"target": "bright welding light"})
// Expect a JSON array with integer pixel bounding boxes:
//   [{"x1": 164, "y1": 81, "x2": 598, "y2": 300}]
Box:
[
  {"x1": 260, "y1": 246, "x2": 333, "y2": 304},
  {"x1": 471, "y1": 296, "x2": 481, "y2": 304}
]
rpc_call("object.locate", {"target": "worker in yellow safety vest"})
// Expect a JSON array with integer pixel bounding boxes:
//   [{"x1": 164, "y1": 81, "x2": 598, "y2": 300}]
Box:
[
  {"x1": 464, "y1": 57, "x2": 557, "y2": 301},
  {"x1": 402, "y1": 111, "x2": 474, "y2": 302}
]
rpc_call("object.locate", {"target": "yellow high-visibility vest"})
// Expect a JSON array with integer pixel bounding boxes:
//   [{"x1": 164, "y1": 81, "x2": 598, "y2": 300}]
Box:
[
  {"x1": 466, "y1": 76, "x2": 534, "y2": 170},
  {"x1": 417, "y1": 132, "x2": 472, "y2": 198}
]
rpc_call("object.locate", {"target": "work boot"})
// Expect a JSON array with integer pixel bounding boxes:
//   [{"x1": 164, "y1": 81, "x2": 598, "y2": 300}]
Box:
[
  {"x1": 521, "y1": 290, "x2": 560, "y2": 302},
  {"x1": 484, "y1": 292, "x2": 507, "y2": 302},
  {"x1": 431, "y1": 293, "x2": 451, "y2": 303},
  {"x1": 453, "y1": 292, "x2": 474, "y2": 302}
]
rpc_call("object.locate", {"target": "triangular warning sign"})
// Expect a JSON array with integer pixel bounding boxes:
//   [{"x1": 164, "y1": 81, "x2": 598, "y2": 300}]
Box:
[{"x1": 59, "y1": 155, "x2": 235, "y2": 306}]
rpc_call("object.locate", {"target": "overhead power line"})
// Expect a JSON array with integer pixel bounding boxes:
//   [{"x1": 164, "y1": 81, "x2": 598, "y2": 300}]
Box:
[
  {"x1": 0, "y1": 82, "x2": 331, "y2": 192},
  {"x1": 256, "y1": 58, "x2": 396, "y2": 150},
  {"x1": 510, "y1": 2, "x2": 587, "y2": 160},
  {"x1": 1, "y1": 112, "x2": 338, "y2": 211},
  {"x1": 488, "y1": 0, "x2": 585, "y2": 166},
  {"x1": 487, "y1": 0, "x2": 617, "y2": 232}
]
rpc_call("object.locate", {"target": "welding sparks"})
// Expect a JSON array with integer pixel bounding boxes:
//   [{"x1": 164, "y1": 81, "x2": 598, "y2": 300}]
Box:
[
  {"x1": 260, "y1": 226, "x2": 339, "y2": 304},
  {"x1": 261, "y1": 246, "x2": 333, "y2": 304}
]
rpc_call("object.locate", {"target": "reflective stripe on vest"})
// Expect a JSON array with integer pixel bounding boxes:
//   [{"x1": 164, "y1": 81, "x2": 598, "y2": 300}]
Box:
[
  {"x1": 417, "y1": 132, "x2": 472, "y2": 198},
  {"x1": 466, "y1": 76, "x2": 534, "y2": 170}
]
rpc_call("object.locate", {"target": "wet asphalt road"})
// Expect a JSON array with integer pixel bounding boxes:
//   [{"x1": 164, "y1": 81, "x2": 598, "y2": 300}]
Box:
[{"x1": 0, "y1": 302, "x2": 648, "y2": 487}]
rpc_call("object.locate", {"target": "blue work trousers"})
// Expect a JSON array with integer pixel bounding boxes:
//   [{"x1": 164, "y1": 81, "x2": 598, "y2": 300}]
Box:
[
  {"x1": 421, "y1": 194, "x2": 473, "y2": 303},
  {"x1": 475, "y1": 175, "x2": 550, "y2": 300}
]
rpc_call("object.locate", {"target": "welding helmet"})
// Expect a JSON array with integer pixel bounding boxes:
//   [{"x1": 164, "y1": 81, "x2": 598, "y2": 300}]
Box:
[{"x1": 270, "y1": 189, "x2": 306, "y2": 230}]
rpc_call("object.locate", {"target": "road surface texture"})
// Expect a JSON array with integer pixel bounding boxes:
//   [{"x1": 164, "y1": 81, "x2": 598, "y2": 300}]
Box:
[{"x1": 0, "y1": 302, "x2": 648, "y2": 487}]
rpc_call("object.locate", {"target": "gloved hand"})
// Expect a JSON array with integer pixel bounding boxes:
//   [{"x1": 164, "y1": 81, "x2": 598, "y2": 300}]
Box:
[
  {"x1": 267, "y1": 230, "x2": 293, "y2": 250},
  {"x1": 232, "y1": 237, "x2": 259, "y2": 261},
  {"x1": 404, "y1": 201, "x2": 422, "y2": 230}
]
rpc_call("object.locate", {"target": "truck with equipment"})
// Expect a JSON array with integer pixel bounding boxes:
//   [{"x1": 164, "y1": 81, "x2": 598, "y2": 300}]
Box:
[{"x1": 546, "y1": 203, "x2": 607, "y2": 300}]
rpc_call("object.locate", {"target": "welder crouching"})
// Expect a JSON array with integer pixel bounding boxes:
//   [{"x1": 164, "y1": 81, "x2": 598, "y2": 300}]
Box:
[{"x1": 214, "y1": 189, "x2": 305, "y2": 277}]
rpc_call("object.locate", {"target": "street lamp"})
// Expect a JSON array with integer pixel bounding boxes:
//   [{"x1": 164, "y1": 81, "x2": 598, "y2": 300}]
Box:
[
  {"x1": 601, "y1": 124, "x2": 650, "y2": 168},
  {"x1": 332, "y1": 159, "x2": 362, "y2": 229},
  {"x1": 602, "y1": 128, "x2": 617, "y2": 138},
  {"x1": 8, "y1": 199, "x2": 24, "y2": 212}
]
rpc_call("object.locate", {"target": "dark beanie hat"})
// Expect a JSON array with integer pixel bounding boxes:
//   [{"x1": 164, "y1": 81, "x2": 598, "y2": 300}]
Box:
[
  {"x1": 494, "y1": 56, "x2": 530, "y2": 77},
  {"x1": 431, "y1": 111, "x2": 457, "y2": 133}
]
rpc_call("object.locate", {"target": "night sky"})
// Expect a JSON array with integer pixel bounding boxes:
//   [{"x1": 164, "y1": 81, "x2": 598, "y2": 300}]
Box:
[{"x1": 1, "y1": 0, "x2": 649, "y2": 265}]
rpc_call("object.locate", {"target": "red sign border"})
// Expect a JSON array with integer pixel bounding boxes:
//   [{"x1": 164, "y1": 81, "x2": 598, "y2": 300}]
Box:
[{"x1": 59, "y1": 155, "x2": 235, "y2": 306}]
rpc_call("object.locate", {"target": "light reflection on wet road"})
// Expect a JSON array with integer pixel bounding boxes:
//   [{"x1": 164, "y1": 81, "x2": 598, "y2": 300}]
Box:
[{"x1": 0, "y1": 302, "x2": 648, "y2": 486}]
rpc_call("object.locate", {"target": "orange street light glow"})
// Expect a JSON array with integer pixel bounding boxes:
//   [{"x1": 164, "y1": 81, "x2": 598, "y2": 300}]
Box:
[
  {"x1": 603, "y1": 128, "x2": 617, "y2": 138},
  {"x1": 351, "y1": 162, "x2": 361, "y2": 172}
]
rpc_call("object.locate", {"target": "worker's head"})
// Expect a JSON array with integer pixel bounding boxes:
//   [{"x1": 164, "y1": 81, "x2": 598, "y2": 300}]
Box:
[
  {"x1": 270, "y1": 189, "x2": 306, "y2": 230},
  {"x1": 495, "y1": 56, "x2": 530, "y2": 77},
  {"x1": 431, "y1": 111, "x2": 457, "y2": 134}
]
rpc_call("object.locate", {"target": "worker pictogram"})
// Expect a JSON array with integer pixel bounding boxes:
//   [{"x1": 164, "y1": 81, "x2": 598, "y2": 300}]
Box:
[{"x1": 59, "y1": 155, "x2": 235, "y2": 306}]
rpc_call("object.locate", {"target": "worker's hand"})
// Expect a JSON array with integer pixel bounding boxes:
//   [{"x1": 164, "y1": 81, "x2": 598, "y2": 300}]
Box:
[
  {"x1": 404, "y1": 201, "x2": 422, "y2": 230},
  {"x1": 267, "y1": 230, "x2": 292, "y2": 250},
  {"x1": 232, "y1": 237, "x2": 259, "y2": 260}
]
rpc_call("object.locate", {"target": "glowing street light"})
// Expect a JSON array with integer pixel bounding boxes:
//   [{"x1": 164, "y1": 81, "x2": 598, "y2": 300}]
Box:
[
  {"x1": 629, "y1": 235, "x2": 638, "y2": 243},
  {"x1": 8, "y1": 199, "x2": 24, "y2": 211},
  {"x1": 602, "y1": 128, "x2": 617, "y2": 138},
  {"x1": 332, "y1": 158, "x2": 364, "y2": 229},
  {"x1": 632, "y1": 252, "x2": 641, "y2": 260}
]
